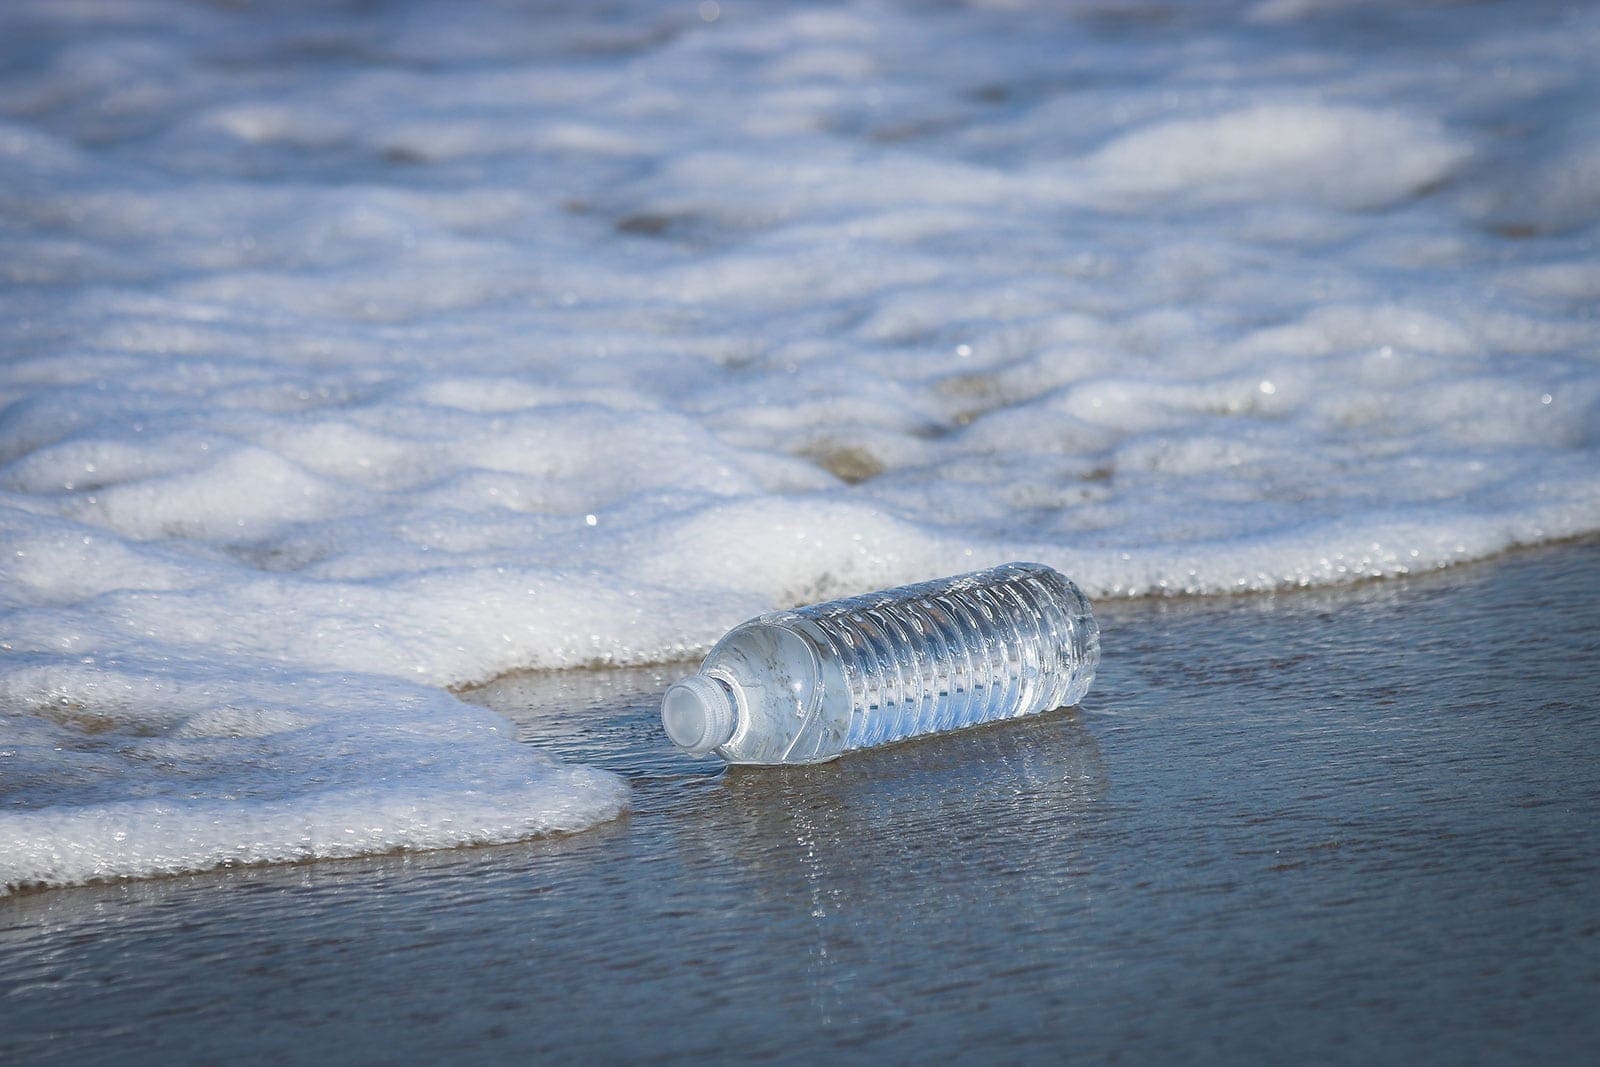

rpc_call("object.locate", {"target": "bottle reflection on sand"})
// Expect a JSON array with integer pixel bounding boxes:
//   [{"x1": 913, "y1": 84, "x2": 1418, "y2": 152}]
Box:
[{"x1": 671, "y1": 710, "x2": 1108, "y2": 1043}]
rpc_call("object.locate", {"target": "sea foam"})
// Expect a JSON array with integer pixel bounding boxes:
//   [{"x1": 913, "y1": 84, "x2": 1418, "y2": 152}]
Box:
[{"x1": 3, "y1": 0, "x2": 1599, "y2": 893}]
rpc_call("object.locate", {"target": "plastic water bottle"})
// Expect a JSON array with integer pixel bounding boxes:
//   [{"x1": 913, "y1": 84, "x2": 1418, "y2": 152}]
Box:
[{"x1": 660, "y1": 562, "x2": 1099, "y2": 765}]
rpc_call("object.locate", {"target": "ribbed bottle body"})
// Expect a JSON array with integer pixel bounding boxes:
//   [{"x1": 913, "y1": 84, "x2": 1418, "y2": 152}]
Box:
[
  {"x1": 671, "y1": 563, "x2": 1099, "y2": 765},
  {"x1": 789, "y1": 562, "x2": 1098, "y2": 755}
]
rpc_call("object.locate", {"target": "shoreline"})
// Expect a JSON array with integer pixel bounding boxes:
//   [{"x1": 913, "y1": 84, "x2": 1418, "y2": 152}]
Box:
[{"x1": 4, "y1": 532, "x2": 1594, "y2": 903}]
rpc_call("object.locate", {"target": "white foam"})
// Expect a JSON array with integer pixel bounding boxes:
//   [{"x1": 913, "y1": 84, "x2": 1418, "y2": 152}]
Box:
[
  {"x1": 1079, "y1": 104, "x2": 1470, "y2": 210},
  {"x1": 3, "y1": 0, "x2": 1599, "y2": 893}
]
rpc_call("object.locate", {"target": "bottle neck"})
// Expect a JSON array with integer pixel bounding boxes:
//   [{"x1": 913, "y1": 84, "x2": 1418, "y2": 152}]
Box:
[{"x1": 661, "y1": 674, "x2": 739, "y2": 755}]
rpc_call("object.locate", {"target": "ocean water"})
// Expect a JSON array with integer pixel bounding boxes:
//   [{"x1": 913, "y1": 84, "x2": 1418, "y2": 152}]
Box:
[
  {"x1": 2, "y1": 540, "x2": 1596, "y2": 1061},
  {"x1": 2, "y1": 0, "x2": 1599, "y2": 891}
]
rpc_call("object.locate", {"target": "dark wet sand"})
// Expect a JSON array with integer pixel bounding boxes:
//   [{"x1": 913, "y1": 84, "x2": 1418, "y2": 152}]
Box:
[{"x1": 2, "y1": 540, "x2": 1598, "y2": 1063}]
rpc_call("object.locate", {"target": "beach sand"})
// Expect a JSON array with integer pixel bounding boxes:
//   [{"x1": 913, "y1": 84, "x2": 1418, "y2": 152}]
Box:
[{"x1": 2, "y1": 540, "x2": 1597, "y2": 1062}]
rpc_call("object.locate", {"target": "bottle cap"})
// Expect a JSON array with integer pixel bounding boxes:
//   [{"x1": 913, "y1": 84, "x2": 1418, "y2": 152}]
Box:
[{"x1": 661, "y1": 674, "x2": 738, "y2": 755}]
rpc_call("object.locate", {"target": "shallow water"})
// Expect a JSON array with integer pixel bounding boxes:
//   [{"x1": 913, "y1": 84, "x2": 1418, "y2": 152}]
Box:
[{"x1": 3, "y1": 540, "x2": 1596, "y2": 1062}]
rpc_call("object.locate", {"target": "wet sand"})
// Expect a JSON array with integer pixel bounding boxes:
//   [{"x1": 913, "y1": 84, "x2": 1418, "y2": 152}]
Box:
[{"x1": 2, "y1": 540, "x2": 1598, "y2": 1062}]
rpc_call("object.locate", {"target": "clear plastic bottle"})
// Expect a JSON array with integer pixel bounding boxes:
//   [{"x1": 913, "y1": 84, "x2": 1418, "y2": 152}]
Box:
[{"x1": 661, "y1": 562, "x2": 1099, "y2": 765}]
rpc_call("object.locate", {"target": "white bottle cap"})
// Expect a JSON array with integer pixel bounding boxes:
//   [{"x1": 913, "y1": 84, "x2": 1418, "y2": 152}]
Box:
[{"x1": 661, "y1": 675, "x2": 738, "y2": 755}]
